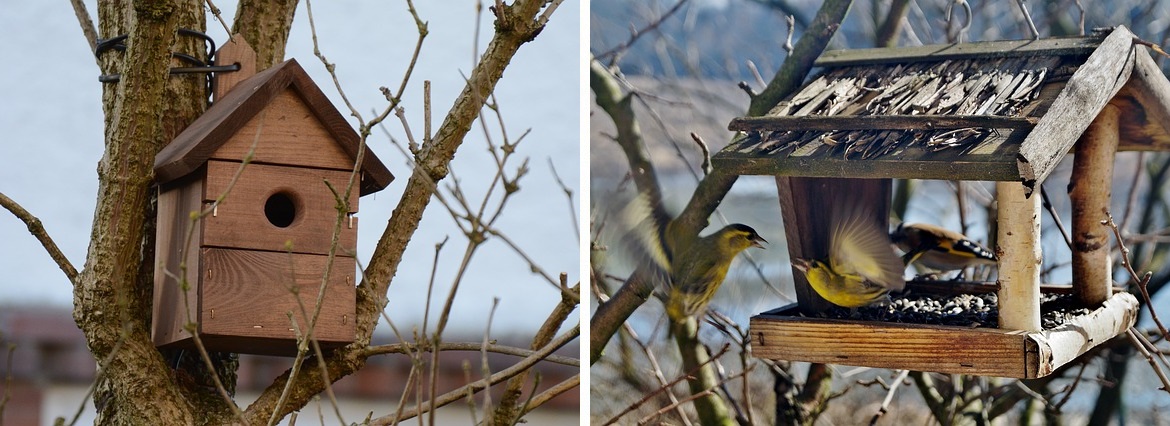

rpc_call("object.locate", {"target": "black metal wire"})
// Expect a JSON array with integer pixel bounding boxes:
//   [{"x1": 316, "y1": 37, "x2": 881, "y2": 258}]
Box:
[{"x1": 95, "y1": 28, "x2": 239, "y2": 101}]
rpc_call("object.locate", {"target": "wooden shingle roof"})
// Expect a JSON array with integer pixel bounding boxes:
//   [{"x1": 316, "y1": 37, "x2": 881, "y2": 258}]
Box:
[
  {"x1": 714, "y1": 26, "x2": 1170, "y2": 194},
  {"x1": 154, "y1": 59, "x2": 393, "y2": 196}
]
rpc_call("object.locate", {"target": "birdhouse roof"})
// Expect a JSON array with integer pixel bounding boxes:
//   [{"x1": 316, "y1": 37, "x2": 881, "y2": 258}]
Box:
[
  {"x1": 154, "y1": 59, "x2": 393, "y2": 196},
  {"x1": 714, "y1": 26, "x2": 1170, "y2": 194}
]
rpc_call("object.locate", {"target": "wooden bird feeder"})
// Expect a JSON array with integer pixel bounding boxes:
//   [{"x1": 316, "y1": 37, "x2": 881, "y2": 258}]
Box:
[
  {"x1": 150, "y1": 37, "x2": 393, "y2": 356},
  {"x1": 712, "y1": 26, "x2": 1170, "y2": 378}
]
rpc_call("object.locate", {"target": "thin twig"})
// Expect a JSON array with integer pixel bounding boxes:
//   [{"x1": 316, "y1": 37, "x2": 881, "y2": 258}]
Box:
[
  {"x1": 548, "y1": 159, "x2": 580, "y2": 240},
  {"x1": 690, "y1": 132, "x2": 712, "y2": 176},
  {"x1": 203, "y1": 0, "x2": 233, "y2": 36},
  {"x1": 593, "y1": 0, "x2": 689, "y2": 62},
  {"x1": 0, "y1": 192, "x2": 79, "y2": 285},
  {"x1": 1127, "y1": 327, "x2": 1170, "y2": 393},
  {"x1": 369, "y1": 324, "x2": 580, "y2": 425},
  {"x1": 1015, "y1": 0, "x2": 1040, "y2": 39},
  {"x1": 869, "y1": 370, "x2": 910, "y2": 425},
  {"x1": 603, "y1": 345, "x2": 733, "y2": 426}
]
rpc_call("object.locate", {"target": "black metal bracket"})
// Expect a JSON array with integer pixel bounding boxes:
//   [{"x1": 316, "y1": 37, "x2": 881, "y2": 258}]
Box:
[{"x1": 95, "y1": 29, "x2": 239, "y2": 99}]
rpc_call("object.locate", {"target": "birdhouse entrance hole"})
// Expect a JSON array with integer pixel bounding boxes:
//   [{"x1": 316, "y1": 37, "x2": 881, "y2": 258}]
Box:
[{"x1": 264, "y1": 191, "x2": 297, "y2": 228}]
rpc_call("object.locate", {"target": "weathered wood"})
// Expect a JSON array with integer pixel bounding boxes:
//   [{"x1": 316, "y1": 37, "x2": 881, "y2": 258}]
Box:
[
  {"x1": 750, "y1": 291, "x2": 1138, "y2": 378},
  {"x1": 752, "y1": 305, "x2": 1029, "y2": 378},
  {"x1": 154, "y1": 59, "x2": 392, "y2": 196},
  {"x1": 152, "y1": 174, "x2": 206, "y2": 348},
  {"x1": 199, "y1": 248, "x2": 356, "y2": 355},
  {"x1": 1031, "y1": 291, "x2": 1138, "y2": 377},
  {"x1": 213, "y1": 34, "x2": 257, "y2": 101},
  {"x1": 1016, "y1": 27, "x2": 1135, "y2": 194},
  {"x1": 996, "y1": 182, "x2": 1041, "y2": 332},
  {"x1": 728, "y1": 115, "x2": 1038, "y2": 132},
  {"x1": 202, "y1": 160, "x2": 358, "y2": 255},
  {"x1": 212, "y1": 89, "x2": 356, "y2": 172},
  {"x1": 776, "y1": 177, "x2": 890, "y2": 314},
  {"x1": 720, "y1": 147, "x2": 1021, "y2": 181},
  {"x1": 1114, "y1": 46, "x2": 1170, "y2": 151},
  {"x1": 815, "y1": 36, "x2": 1100, "y2": 68},
  {"x1": 1070, "y1": 104, "x2": 1119, "y2": 305}
]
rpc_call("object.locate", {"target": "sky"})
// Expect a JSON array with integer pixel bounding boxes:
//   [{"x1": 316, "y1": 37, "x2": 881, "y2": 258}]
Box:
[{"x1": 0, "y1": 2, "x2": 581, "y2": 337}]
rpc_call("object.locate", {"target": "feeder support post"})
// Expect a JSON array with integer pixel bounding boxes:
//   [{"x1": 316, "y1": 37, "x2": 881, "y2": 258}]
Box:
[
  {"x1": 1069, "y1": 103, "x2": 1119, "y2": 306},
  {"x1": 996, "y1": 182, "x2": 1042, "y2": 332}
]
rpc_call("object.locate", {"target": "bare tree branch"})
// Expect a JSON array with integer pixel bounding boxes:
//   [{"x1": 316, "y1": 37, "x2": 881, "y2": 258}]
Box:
[{"x1": 0, "y1": 192, "x2": 79, "y2": 285}]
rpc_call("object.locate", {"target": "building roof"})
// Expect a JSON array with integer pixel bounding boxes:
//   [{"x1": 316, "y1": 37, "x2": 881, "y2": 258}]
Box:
[
  {"x1": 154, "y1": 59, "x2": 393, "y2": 196},
  {"x1": 714, "y1": 26, "x2": 1170, "y2": 195}
]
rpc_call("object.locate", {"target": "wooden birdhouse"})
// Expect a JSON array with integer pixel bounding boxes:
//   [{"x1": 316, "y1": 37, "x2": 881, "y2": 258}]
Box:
[
  {"x1": 150, "y1": 38, "x2": 393, "y2": 356},
  {"x1": 713, "y1": 26, "x2": 1170, "y2": 378}
]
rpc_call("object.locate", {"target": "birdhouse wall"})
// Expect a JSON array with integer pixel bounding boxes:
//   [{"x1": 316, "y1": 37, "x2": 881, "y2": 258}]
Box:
[
  {"x1": 198, "y1": 248, "x2": 355, "y2": 355},
  {"x1": 152, "y1": 173, "x2": 206, "y2": 348},
  {"x1": 202, "y1": 160, "x2": 359, "y2": 254},
  {"x1": 210, "y1": 89, "x2": 357, "y2": 172}
]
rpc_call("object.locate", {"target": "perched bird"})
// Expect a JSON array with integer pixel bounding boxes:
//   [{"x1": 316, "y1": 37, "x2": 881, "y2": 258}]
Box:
[
  {"x1": 791, "y1": 206, "x2": 905, "y2": 308},
  {"x1": 890, "y1": 223, "x2": 997, "y2": 273},
  {"x1": 614, "y1": 193, "x2": 766, "y2": 324}
]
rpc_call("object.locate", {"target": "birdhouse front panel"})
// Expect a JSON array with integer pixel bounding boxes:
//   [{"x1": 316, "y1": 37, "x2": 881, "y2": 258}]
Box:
[
  {"x1": 202, "y1": 160, "x2": 358, "y2": 254},
  {"x1": 211, "y1": 89, "x2": 356, "y2": 172}
]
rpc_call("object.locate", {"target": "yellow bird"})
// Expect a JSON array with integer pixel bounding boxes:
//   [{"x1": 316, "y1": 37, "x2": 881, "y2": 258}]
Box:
[
  {"x1": 791, "y1": 206, "x2": 905, "y2": 308},
  {"x1": 664, "y1": 224, "x2": 767, "y2": 323},
  {"x1": 615, "y1": 193, "x2": 766, "y2": 324},
  {"x1": 890, "y1": 223, "x2": 996, "y2": 272}
]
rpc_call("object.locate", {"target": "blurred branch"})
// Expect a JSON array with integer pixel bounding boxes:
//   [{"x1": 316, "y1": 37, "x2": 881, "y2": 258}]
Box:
[
  {"x1": 750, "y1": 0, "x2": 811, "y2": 29},
  {"x1": 875, "y1": 0, "x2": 910, "y2": 48},
  {"x1": 593, "y1": 0, "x2": 688, "y2": 62}
]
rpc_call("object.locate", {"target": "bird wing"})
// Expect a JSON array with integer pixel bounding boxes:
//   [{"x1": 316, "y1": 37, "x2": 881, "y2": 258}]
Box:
[
  {"x1": 613, "y1": 191, "x2": 673, "y2": 272},
  {"x1": 829, "y1": 206, "x2": 906, "y2": 292}
]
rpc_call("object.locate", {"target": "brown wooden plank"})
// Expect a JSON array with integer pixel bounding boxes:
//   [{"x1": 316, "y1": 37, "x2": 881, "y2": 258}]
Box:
[
  {"x1": 213, "y1": 34, "x2": 257, "y2": 101},
  {"x1": 199, "y1": 248, "x2": 356, "y2": 352},
  {"x1": 751, "y1": 307, "x2": 1029, "y2": 377},
  {"x1": 729, "y1": 115, "x2": 1038, "y2": 132},
  {"x1": 775, "y1": 177, "x2": 889, "y2": 314},
  {"x1": 719, "y1": 153, "x2": 1021, "y2": 181},
  {"x1": 202, "y1": 160, "x2": 359, "y2": 255},
  {"x1": 1016, "y1": 26, "x2": 1136, "y2": 194},
  {"x1": 815, "y1": 36, "x2": 1100, "y2": 68},
  {"x1": 212, "y1": 89, "x2": 356, "y2": 172},
  {"x1": 152, "y1": 175, "x2": 206, "y2": 347}
]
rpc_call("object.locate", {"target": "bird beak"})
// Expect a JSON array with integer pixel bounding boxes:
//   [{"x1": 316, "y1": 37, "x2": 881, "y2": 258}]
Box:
[
  {"x1": 790, "y1": 257, "x2": 811, "y2": 273},
  {"x1": 751, "y1": 236, "x2": 767, "y2": 249}
]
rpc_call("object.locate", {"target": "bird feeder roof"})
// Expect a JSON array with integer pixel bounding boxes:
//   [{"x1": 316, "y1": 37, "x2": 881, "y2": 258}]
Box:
[
  {"x1": 154, "y1": 58, "x2": 393, "y2": 196},
  {"x1": 714, "y1": 26, "x2": 1170, "y2": 194}
]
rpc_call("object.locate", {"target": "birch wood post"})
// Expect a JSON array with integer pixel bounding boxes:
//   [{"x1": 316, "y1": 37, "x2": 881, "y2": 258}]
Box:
[
  {"x1": 1069, "y1": 104, "x2": 1119, "y2": 306},
  {"x1": 996, "y1": 182, "x2": 1041, "y2": 332}
]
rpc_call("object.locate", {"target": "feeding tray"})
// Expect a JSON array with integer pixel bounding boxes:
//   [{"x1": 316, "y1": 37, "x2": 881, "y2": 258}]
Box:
[{"x1": 750, "y1": 285, "x2": 1138, "y2": 378}]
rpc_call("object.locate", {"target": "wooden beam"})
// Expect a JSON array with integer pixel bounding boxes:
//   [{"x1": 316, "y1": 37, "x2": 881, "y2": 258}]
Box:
[
  {"x1": 1114, "y1": 45, "x2": 1170, "y2": 151},
  {"x1": 775, "y1": 177, "x2": 890, "y2": 314},
  {"x1": 815, "y1": 36, "x2": 1100, "y2": 68},
  {"x1": 1070, "y1": 104, "x2": 1119, "y2": 305},
  {"x1": 728, "y1": 115, "x2": 1039, "y2": 132},
  {"x1": 996, "y1": 182, "x2": 1042, "y2": 332},
  {"x1": 1016, "y1": 26, "x2": 1136, "y2": 194}
]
